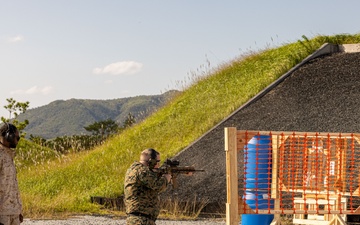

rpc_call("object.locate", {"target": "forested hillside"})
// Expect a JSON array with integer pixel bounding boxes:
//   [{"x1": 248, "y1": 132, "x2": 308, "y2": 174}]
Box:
[{"x1": 16, "y1": 90, "x2": 178, "y2": 139}]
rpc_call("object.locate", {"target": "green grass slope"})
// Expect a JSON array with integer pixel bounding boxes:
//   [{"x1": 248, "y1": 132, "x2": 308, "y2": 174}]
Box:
[
  {"x1": 17, "y1": 34, "x2": 360, "y2": 217},
  {"x1": 15, "y1": 139, "x2": 61, "y2": 170}
]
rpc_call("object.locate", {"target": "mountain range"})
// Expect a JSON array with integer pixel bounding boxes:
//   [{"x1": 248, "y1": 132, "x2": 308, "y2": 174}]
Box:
[{"x1": 17, "y1": 90, "x2": 179, "y2": 139}]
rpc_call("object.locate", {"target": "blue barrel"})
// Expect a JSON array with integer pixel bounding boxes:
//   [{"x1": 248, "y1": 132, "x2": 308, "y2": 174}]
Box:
[
  {"x1": 242, "y1": 135, "x2": 274, "y2": 225},
  {"x1": 241, "y1": 214, "x2": 274, "y2": 225},
  {"x1": 244, "y1": 135, "x2": 272, "y2": 190},
  {"x1": 243, "y1": 190, "x2": 273, "y2": 209}
]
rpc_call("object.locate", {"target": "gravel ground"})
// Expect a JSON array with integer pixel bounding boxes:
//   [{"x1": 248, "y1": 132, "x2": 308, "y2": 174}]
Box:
[{"x1": 22, "y1": 216, "x2": 226, "y2": 225}]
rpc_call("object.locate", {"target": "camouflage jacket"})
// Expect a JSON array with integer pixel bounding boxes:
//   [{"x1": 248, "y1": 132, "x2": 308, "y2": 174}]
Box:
[
  {"x1": 124, "y1": 161, "x2": 168, "y2": 219},
  {"x1": 0, "y1": 145, "x2": 22, "y2": 215}
]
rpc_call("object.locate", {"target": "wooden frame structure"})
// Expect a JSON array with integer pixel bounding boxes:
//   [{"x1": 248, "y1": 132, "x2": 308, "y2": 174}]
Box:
[{"x1": 225, "y1": 128, "x2": 360, "y2": 225}]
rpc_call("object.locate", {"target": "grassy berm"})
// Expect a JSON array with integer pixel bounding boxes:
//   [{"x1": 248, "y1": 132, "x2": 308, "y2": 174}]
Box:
[{"x1": 16, "y1": 34, "x2": 360, "y2": 219}]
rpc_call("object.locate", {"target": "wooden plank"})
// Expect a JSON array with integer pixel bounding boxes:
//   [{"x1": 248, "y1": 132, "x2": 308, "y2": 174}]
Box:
[
  {"x1": 353, "y1": 206, "x2": 360, "y2": 214},
  {"x1": 225, "y1": 127, "x2": 239, "y2": 225},
  {"x1": 237, "y1": 130, "x2": 357, "y2": 138},
  {"x1": 283, "y1": 188, "x2": 353, "y2": 196},
  {"x1": 304, "y1": 194, "x2": 331, "y2": 199},
  {"x1": 242, "y1": 209, "x2": 356, "y2": 215},
  {"x1": 354, "y1": 135, "x2": 360, "y2": 196},
  {"x1": 293, "y1": 219, "x2": 331, "y2": 225},
  {"x1": 342, "y1": 140, "x2": 347, "y2": 194},
  {"x1": 294, "y1": 199, "x2": 336, "y2": 204},
  {"x1": 328, "y1": 215, "x2": 346, "y2": 225},
  {"x1": 269, "y1": 218, "x2": 281, "y2": 225},
  {"x1": 271, "y1": 135, "x2": 281, "y2": 222},
  {"x1": 271, "y1": 135, "x2": 279, "y2": 199}
]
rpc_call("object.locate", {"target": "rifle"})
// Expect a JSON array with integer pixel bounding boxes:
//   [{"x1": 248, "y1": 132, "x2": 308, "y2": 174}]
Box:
[{"x1": 155, "y1": 158, "x2": 204, "y2": 189}]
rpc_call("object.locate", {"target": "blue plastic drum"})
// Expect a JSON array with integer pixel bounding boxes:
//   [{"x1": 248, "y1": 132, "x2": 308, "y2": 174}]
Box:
[
  {"x1": 242, "y1": 135, "x2": 274, "y2": 225},
  {"x1": 243, "y1": 190, "x2": 274, "y2": 209},
  {"x1": 241, "y1": 214, "x2": 274, "y2": 225},
  {"x1": 242, "y1": 190, "x2": 274, "y2": 223},
  {"x1": 244, "y1": 135, "x2": 272, "y2": 189}
]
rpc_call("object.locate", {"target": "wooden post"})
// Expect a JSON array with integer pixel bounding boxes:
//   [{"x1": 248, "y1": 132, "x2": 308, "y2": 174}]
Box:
[
  {"x1": 271, "y1": 135, "x2": 281, "y2": 225},
  {"x1": 225, "y1": 127, "x2": 239, "y2": 225}
]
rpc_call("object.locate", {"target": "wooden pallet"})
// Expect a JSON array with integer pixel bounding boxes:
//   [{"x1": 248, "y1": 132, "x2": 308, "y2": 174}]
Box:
[{"x1": 293, "y1": 196, "x2": 347, "y2": 225}]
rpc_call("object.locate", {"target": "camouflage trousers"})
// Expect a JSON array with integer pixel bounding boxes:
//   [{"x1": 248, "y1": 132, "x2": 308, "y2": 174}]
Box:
[
  {"x1": 0, "y1": 215, "x2": 20, "y2": 225},
  {"x1": 126, "y1": 215, "x2": 156, "y2": 225}
]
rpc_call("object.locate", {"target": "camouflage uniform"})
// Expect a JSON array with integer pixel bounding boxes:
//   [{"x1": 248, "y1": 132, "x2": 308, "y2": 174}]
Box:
[
  {"x1": 124, "y1": 161, "x2": 168, "y2": 225},
  {"x1": 0, "y1": 145, "x2": 22, "y2": 225}
]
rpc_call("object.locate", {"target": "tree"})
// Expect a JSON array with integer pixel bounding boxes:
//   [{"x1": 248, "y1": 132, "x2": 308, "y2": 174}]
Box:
[
  {"x1": 122, "y1": 113, "x2": 136, "y2": 129},
  {"x1": 84, "y1": 119, "x2": 119, "y2": 139},
  {"x1": 1, "y1": 98, "x2": 30, "y2": 134},
  {"x1": 29, "y1": 134, "x2": 47, "y2": 146}
]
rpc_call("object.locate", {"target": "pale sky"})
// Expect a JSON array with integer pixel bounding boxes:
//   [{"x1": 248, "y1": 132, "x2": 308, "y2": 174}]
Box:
[{"x1": 1, "y1": 1, "x2": 359, "y2": 118}]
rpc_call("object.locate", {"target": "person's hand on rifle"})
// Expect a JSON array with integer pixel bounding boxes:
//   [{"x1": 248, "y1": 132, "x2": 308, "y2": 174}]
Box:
[
  {"x1": 164, "y1": 174, "x2": 172, "y2": 183},
  {"x1": 184, "y1": 171, "x2": 193, "y2": 176}
]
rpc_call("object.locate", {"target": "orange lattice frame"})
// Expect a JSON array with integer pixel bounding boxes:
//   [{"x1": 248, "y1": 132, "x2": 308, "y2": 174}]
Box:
[{"x1": 225, "y1": 128, "x2": 360, "y2": 225}]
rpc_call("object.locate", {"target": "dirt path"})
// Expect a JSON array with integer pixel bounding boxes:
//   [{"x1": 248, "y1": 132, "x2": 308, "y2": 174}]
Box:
[{"x1": 22, "y1": 215, "x2": 226, "y2": 225}]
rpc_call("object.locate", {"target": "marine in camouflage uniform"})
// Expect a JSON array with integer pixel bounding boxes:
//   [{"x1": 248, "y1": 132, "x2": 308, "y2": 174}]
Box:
[
  {"x1": 124, "y1": 149, "x2": 170, "y2": 225},
  {"x1": 0, "y1": 123, "x2": 23, "y2": 225}
]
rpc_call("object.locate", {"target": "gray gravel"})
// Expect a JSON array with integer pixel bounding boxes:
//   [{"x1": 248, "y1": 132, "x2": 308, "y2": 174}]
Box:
[{"x1": 22, "y1": 215, "x2": 226, "y2": 225}]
